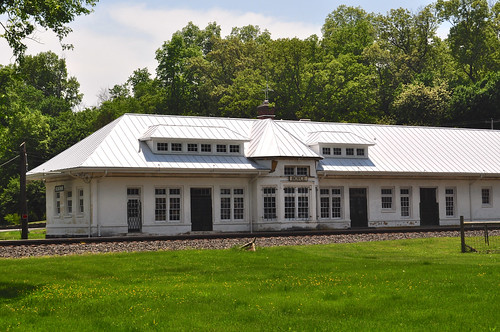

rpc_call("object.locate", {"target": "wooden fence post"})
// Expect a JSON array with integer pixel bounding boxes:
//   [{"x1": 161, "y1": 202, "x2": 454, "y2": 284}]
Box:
[{"x1": 460, "y1": 216, "x2": 465, "y2": 253}]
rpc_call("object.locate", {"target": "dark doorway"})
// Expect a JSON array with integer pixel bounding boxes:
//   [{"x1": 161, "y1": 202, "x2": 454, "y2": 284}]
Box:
[
  {"x1": 349, "y1": 188, "x2": 368, "y2": 228},
  {"x1": 420, "y1": 188, "x2": 439, "y2": 226},
  {"x1": 191, "y1": 188, "x2": 213, "y2": 231},
  {"x1": 127, "y1": 198, "x2": 142, "y2": 232}
]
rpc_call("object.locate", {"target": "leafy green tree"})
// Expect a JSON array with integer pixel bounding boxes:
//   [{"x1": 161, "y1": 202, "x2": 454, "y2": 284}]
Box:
[
  {"x1": 391, "y1": 82, "x2": 451, "y2": 125},
  {"x1": 322, "y1": 6, "x2": 375, "y2": 57},
  {"x1": 437, "y1": 0, "x2": 500, "y2": 82},
  {"x1": 17, "y1": 51, "x2": 82, "y2": 110},
  {"x1": 0, "y1": 0, "x2": 98, "y2": 59},
  {"x1": 449, "y1": 72, "x2": 500, "y2": 127}
]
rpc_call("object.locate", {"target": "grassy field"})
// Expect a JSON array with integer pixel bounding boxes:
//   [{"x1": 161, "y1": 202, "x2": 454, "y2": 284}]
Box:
[
  {"x1": 0, "y1": 237, "x2": 498, "y2": 331},
  {"x1": 0, "y1": 229, "x2": 46, "y2": 241}
]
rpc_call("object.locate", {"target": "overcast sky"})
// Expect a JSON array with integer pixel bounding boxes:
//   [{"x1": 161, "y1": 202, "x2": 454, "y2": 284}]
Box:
[{"x1": 0, "y1": 0, "x2": 441, "y2": 108}]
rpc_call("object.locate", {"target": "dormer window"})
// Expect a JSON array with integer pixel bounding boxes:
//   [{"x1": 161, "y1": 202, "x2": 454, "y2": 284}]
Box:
[
  {"x1": 230, "y1": 145, "x2": 240, "y2": 153},
  {"x1": 333, "y1": 148, "x2": 341, "y2": 156},
  {"x1": 140, "y1": 124, "x2": 249, "y2": 156},
  {"x1": 322, "y1": 147, "x2": 331, "y2": 155},
  {"x1": 157, "y1": 142, "x2": 168, "y2": 151},
  {"x1": 346, "y1": 148, "x2": 354, "y2": 156},
  {"x1": 171, "y1": 143, "x2": 182, "y2": 152},
  {"x1": 217, "y1": 144, "x2": 227, "y2": 153},
  {"x1": 201, "y1": 144, "x2": 211, "y2": 152},
  {"x1": 357, "y1": 148, "x2": 365, "y2": 156}
]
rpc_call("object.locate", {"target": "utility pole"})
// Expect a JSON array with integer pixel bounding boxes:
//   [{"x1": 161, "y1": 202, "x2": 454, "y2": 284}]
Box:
[{"x1": 20, "y1": 142, "x2": 28, "y2": 239}]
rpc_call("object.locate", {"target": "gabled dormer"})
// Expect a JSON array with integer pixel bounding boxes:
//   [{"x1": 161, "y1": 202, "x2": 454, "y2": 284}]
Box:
[
  {"x1": 139, "y1": 124, "x2": 249, "y2": 156},
  {"x1": 306, "y1": 131, "x2": 375, "y2": 159}
]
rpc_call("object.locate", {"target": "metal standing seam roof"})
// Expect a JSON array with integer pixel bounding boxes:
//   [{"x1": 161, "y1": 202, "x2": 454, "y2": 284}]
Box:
[
  {"x1": 140, "y1": 124, "x2": 249, "y2": 142},
  {"x1": 26, "y1": 113, "x2": 500, "y2": 178},
  {"x1": 246, "y1": 119, "x2": 321, "y2": 158},
  {"x1": 306, "y1": 131, "x2": 376, "y2": 146}
]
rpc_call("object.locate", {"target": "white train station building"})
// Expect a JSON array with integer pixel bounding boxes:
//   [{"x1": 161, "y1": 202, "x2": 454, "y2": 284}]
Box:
[{"x1": 27, "y1": 103, "x2": 500, "y2": 237}]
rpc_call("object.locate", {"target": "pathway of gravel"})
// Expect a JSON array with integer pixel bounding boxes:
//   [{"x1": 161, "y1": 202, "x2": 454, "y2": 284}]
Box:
[{"x1": 0, "y1": 231, "x2": 462, "y2": 259}]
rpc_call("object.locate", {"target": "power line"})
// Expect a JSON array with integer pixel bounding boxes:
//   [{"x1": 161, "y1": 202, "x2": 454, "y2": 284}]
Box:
[{"x1": 0, "y1": 155, "x2": 20, "y2": 168}]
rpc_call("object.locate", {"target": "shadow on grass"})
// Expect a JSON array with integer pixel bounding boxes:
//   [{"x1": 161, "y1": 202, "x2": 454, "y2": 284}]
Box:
[{"x1": 0, "y1": 282, "x2": 39, "y2": 300}]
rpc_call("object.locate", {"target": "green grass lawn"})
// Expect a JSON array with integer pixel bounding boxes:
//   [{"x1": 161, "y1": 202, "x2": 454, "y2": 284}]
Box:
[
  {"x1": 0, "y1": 237, "x2": 498, "y2": 331},
  {"x1": 0, "y1": 228, "x2": 46, "y2": 241}
]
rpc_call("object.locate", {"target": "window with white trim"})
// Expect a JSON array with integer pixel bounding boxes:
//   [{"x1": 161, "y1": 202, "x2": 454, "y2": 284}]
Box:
[
  {"x1": 400, "y1": 188, "x2": 411, "y2": 217},
  {"x1": 356, "y1": 148, "x2": 365, "y2": 156},
  {"x1": 201, "y1": 144, "x2": 211, "y2": 152},
  {"x1": 333, "y1": 148, "x2": 342, "y2": 156},
  {"x1": 445, "y1": 188, "x2": 456, "y2": 217},
  {"x1": 66, "y1": 191, "x2": 73, "y2": 215},
  {"x1": 346, "y1": 148, "x2": 354, "y2": 156},
  {"x1": 320, "y1": 188, "x2": 343, "y2": 219},
  {"x1": 284, "y1": 187, "x2": 310, "y2": 220},
  {"x1": 220, "y1": 188, "x2": 244, "y2": 221},
  {"x1": 216, "y1": 144, "x2": 227, "y2": 153},
  {"x1": 78, "y1": 189, "x2": 84, "y2": 214},
  {"x1": 322, "y1": 147, "x2": 331, "y2": 155},
  {"x1": 188, "y1": 143, "x2": 198, "y2": 152},
  {"x1": 229, "y1": 145, "x2": 240, "y2": 153},
  {"x1": 482, "y1": 187, "x2": 492, "y2": 207},
  {"x1": 155, "y1": 188, "x2": 181, "y2": 221},
  {"x1": 284, "y1": 166, "x2": 309, "y2": 177},
  {"x1": 263, "y1": 187, "x2": 277, "y2": 220},
  {"x1": 157, "y1": 142, "x2": 168, "y2": 151},
  {"x1": 171, "y1": 143, "x2": 182, "y2": 152},
  {"x1": 55, "y1": 192, "x2": 61, "y2": 216},
  {"x1": 381, "y1": 188, "x2": 394, "y2": 210}
]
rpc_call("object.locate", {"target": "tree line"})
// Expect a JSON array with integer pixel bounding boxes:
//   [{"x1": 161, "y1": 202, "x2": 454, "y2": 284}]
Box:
[{"x1": 0, "y1": 0, "x2": 499, "y2": 223}]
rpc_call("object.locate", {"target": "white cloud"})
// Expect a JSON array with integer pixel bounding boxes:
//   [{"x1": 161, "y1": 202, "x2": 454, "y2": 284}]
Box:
[{"x1": 0, "y1": 5, "x2": 321, "y2": 108}]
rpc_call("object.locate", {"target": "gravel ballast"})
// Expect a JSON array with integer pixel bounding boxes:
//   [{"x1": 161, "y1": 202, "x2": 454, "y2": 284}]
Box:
[{"x1": 0, "y1": 231, "x2": 463, "y2": 259}]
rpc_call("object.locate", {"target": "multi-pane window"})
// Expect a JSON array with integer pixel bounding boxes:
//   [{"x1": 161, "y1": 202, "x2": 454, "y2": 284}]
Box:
[
  {"x1": 400, "y1": 188, "x2": 411, "y2": 217},
  {"x1": 445, "y1": 188, "x2": 455, "y2": 217},
  {"x1": 220, "y1": 188, "x2": 244, "y2": 220},
  {"x1": 78, "y1": 189, "x2": 84, "y2": 214},
  {"x1": 157, "y1": 142, "x2": 168, "y2": 151},
  {"x1": 346, "y1": 148, "x2": 354, "y2": 156},
  {"x1": 263, "y1": 187, "x2": 277, "y2": 220},
  {"x1": 169, "y1": 189, "x2": 181, "y2": 221},
  {"x1": 233, "y1": 189, "x2": 244, "y2": 219},
  {"x1": 171, "y1": 143, "x2": 182, "y2": 152},
  {"x1": 201, "y1": 144, "x2": 211, "y2": 152},
  {"x1": 284, "y1": 166, "x2": 309, "y2": 176},
  {"x1": 284, "y1": 187, "x2": 296, "y2": 219},
  {"x1": 284, "y1": 187, "x2": 310, "y2": 220},
  {"x1": 155, "y1": 188, "x2": 181, "y2": 221},
  {"x1": 66, "y1": 191, "x2": 73, "y2": 214},
  {"x1": 127, "y1": 188, "x2": 140, "y2": 196},
  {"x1": 229, "y1": 145, "x2": 240, "y2": 153},
  {"x1": 320, "y1": 188, "x2": 343, "y2": 219},
  {"x1": 381, "y1": 188, "x2": 394, "y2": 210},
  {"x1": 322, "y1": 147, "x2": 331, "y2": 155},
  {"x1": 188, "y1": 143, "x2": 198, "y2": 152},
  {"x1": 333, "y1": 148, "x2": 342, "y2": 156},
  {"x1": 155, "y1": 189, "x2": 167, "y2": 221},
  {"x1": 55, "y1": 192, "x2": 61, "y2": 216},
  {"x1": 482, "y1": 188, "x2": 491, "y2": 206},
  {"x1": 220, "y1": 189, "x2": 231, "y2": 220},
  {"x1": 356, "y1": 148, "x2": 365, "y2": 156},
  {"x1": 216, "y1": 144, "x2": 227, "y2": 153},
  {"x1": 284, "y1": 167, "x2": 295, "y2": 176},
  {"x1": 296, "y1": 167, "x2": 308, "y2": 176}
]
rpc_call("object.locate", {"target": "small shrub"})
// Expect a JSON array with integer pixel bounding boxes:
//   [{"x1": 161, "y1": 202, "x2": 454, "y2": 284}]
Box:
[{"x1": 4, "y1": 213, "x2": 20, "y2": 225}]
